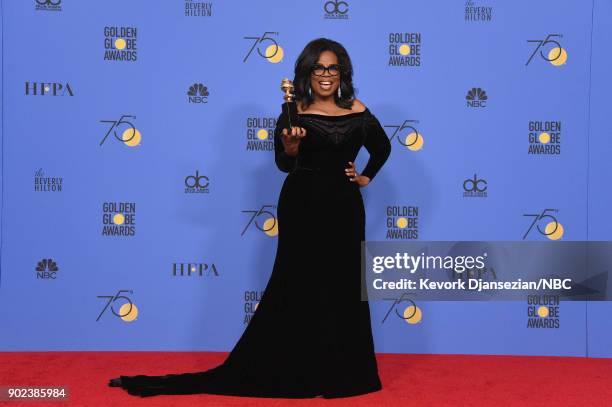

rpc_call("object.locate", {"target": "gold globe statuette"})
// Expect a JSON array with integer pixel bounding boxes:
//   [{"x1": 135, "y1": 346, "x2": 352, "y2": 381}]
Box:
[{"x1": 280, "y1": 77, "x2": 299, "y2": 131}]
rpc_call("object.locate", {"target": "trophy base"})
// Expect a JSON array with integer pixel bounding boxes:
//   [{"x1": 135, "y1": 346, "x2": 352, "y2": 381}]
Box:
[{"x1": 282, "y1": 101, "x2": 299, "y2": 131}]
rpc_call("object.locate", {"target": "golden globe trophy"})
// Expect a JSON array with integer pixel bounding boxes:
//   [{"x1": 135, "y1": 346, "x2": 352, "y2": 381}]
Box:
[{"x1": 280, "y1": 77, "x2": 299, "y2": 132}]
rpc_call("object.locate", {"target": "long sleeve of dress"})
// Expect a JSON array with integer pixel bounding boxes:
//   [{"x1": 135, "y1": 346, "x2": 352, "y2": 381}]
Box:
[
  {"x1": 360, "y1": 112, "x2": 392, "y2": 181},
  {"x1": 273, "y1": 109, "x2": 297, "y2": 173}
]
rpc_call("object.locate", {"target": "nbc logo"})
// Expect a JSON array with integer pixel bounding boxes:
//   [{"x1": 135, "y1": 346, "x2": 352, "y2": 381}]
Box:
[{"x1": 466, "y1": 87, "x2": 488, "y2": 108}]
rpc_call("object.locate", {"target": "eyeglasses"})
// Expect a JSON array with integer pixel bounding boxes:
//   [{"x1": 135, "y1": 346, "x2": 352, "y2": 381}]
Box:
[{"x1": 311, "y1": 64, "x2": 342, "y2": 76}]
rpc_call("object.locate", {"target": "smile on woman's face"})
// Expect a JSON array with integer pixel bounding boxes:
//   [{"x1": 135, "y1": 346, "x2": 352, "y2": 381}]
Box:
[{"x1": 310, "y1": 50, "x2": 340, "y2": 98}]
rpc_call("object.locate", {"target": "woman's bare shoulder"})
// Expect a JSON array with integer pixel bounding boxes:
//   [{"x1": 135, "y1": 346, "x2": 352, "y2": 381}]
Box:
[{"x1": 351, "y1": 98, "x2": 367, "y2": 112}]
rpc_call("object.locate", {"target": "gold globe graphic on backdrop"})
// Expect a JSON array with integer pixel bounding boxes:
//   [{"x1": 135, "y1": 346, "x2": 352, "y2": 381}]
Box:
[
  {"x1": 545, "y1": 222, "x2": 564, "y2": 240},
  {"x1": 113, "y1": 213, "x2": 125, "y2": 225},
  {"x1": 265, "y1": 45, "x2": 284, "y2": 63},
  {"x1": 399, "y1": 44, "x2": 411, "y2": 55},
  {"x1": 537, "y1": 306, "x2": 549, "y2": 318},
  {"x1": 548, "y1": 47, "x2": 568, "y2": 66},
  {"x1": 122, "y1": 128, "x2": 141, "y2": 147},
  {"x1": 403, "y1": 305, "x2": 422, "y2": 324},
  {"x1": 405, "y1": 132, "x2": 424, "y2": 151},
  {"x1": 257, "y1": 129, "x2": 269, "y2": 140},
  {"x1": 396, "y1": 217, "x2": 408, "y2": 229},
  {"x1": 119, "y1": 303, "x2": 138, "y2": 322},
  {"x1": 115, "y1": 38, "x2": 126, "y2": 50},
  {"x1": 539, "y1": 132, "x2": 551, "y2": 144},
  {"x1": 263, "y1": 217, "x2": 278, "y2": 237}
]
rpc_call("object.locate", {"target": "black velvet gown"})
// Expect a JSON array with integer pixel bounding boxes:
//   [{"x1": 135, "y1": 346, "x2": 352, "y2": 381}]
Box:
[{"x1": 108, "y1": 105, "x2": 392, "y2": 399}]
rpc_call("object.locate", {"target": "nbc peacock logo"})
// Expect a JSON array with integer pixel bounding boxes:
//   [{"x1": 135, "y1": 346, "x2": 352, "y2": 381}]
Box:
[
  {"x1": 187, "y1": 83, "x2": 209, "y2": 104},
  {"x1": 36, "y1": 258, "x2": 59, "y2": 279},
  {"x1": 466, "y1": 87, "x2": 488, "y2": 108}
]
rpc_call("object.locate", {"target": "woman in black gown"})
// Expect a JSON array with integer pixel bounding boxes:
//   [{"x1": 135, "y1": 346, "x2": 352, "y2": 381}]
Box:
[{"x1": 108, "y1": 37, "x2": 391, "y2": 399}]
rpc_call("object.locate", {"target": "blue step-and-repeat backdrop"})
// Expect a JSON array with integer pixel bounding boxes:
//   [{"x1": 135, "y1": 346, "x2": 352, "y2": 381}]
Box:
[{"x1": 1, "y1": 1, "x2": 611, "y2": 357}]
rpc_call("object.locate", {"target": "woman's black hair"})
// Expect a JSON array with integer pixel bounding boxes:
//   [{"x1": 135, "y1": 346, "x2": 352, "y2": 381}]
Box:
[{"x1": 293, "y1": 37, "x2": 356, "y2": 109}]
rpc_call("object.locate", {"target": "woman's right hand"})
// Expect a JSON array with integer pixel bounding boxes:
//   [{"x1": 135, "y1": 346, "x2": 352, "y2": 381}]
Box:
[{"x1": 281, "y1": 126, "x2": 307, "y2": 156}]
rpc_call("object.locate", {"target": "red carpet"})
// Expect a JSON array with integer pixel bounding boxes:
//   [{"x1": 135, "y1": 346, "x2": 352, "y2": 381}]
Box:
[{"x1": 1, "y1": 351, "x2": 611, "y2": 406}]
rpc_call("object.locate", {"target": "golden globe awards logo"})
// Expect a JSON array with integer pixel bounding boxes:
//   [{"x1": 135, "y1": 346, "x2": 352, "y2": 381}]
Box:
[
  {"x1": 104, "y1": 26, "x2": 138, "y2": 62},
  {"x1": 464, "y1": 1, "x2": 492, "y2": 21},
  {"x1": 172, "y1": 262, "x2": 220, "y2": 277},
  {"x1": 243, "y1": 290, "x2": 263, "y2": 325},
  {"x1": 527, "y1": 295, "x2": 560, "y2": 328},
  {"x1": 35, "y1": 0, "x2": 61, "y2": 12},
  {"x1": 25, "y1": 82, "x2": 73, "y2": 96},
  {"x1": 185, "y1": 1, "x2": 212, "y2": 17},
  {"x1": 386, "y1": 205, "x2": 419, "y2": 239},
  {"x1": 388, "y1": 33, "x2": 421, "y2": 67},
  {"x1": 528, "y1": 121, "x2": 561, "y2": 155},
  {"x1": 246, "y1": 116, "x2": 275, "y2": 151},
  {"x1": 34, "y1": 168, "x2": 63, "y2": 192},
  {"x1": 102, "y1": 202, "x2": 136, "y2": 236}
]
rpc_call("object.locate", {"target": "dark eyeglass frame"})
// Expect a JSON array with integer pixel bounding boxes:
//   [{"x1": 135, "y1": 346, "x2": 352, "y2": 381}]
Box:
[{"x1": 310, "y1": 63, "x2": 342, "y2": 76}]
